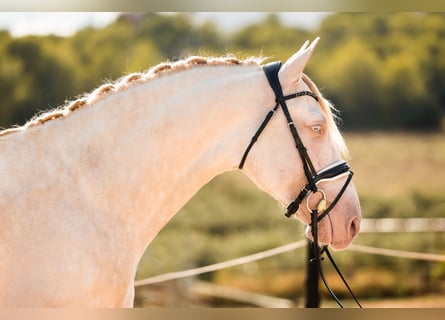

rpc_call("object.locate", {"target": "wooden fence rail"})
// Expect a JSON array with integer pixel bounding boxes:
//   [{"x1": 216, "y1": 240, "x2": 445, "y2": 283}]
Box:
[{"x1": 135, "y1": 218, "x2": 445, "y2": 307}]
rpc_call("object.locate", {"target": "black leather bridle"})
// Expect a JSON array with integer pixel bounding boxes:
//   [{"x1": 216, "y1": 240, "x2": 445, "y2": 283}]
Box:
[{"x1": 239, "y1": 61, "x2": 362, "y2": 308}]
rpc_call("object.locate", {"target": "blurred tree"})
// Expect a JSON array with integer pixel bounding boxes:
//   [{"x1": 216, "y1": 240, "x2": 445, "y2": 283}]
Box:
[
  {"x1": 0, "y1": 12, "x2": 444, "y2": 131},
  {"x1": 71, "y1": 19, "x2": 138, "y2": 85},
  {"x1": 315, "y1": 12, "x2": 445, "y2": 131},
  {"x1": 135, "y1": 13, "x2": 224, "y2": 59},
  {"x1": 424, "y1": 42, "x2": 445, "y2": 112},
  {"x1": 420, "y1": 14, "x2": 445, "y2": 113},
  {"x1": 230, "y1": 14, "x2": 311, "y2": 61},
  {"x1": 312, "y1": 38, "x2": 384, "y2": 130},
  {"x1": 383, "y1": 52, "x2": 441, "y2": 130},
  {"x1": 5, "y1": 37, "x2": 77, "y2": 125},
  {"x1": 0, "y1": 31, "x2": 18, "y2": 127}
]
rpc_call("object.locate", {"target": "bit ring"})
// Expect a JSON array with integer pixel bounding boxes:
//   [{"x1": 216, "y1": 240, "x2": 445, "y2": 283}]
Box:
[{"x1": 306, "y1": 189, "x2": 327, "y2": 213}]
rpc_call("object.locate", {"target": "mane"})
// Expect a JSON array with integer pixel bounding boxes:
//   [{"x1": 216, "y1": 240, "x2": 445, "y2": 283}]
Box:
[
  {"x1": 0, "y1": 55, "x2": 262, "y2": 138},
  {"x1": 301, "y1": 73, "x2": 350, "y2": 159}
]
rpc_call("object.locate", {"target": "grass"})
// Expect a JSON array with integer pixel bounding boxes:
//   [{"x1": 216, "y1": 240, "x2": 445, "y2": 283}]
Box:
[
  {"x1": 135, "y1": 132, "x2": 445, "y2": 306},
  {"x1": 345, "y1": 132, "x2": 445, "y2": 197}
]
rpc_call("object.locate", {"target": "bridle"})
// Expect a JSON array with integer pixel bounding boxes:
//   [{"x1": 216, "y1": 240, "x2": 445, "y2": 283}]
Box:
[
  {"x1": 239, "y1": 61, "x2": 362, "y2": 308},
  {"x1": 239, "y1": 62, "x2": 353, "y2": 218}
]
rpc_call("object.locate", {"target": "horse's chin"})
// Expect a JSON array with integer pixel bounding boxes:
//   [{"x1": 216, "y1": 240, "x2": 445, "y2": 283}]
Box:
[
  {"x1": 304, "y1": 224, "x2": 353, "y2": 251},
  {"x1": 304, "y1": 225, "x2": 331, "y2": 248},
  {"x1": 329, "y1": 238, "x2": 353, "y2": 251}
]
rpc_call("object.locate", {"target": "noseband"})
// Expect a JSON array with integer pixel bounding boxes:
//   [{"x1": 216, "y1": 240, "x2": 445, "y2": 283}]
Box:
[{"x1": 239, "y1": 61, "x2": 361, "y2": 308}]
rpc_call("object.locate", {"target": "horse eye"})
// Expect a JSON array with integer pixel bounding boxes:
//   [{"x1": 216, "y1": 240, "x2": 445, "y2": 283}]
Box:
[{"x1": 311, "y1": 125, "x2": 323, "y2": 133}]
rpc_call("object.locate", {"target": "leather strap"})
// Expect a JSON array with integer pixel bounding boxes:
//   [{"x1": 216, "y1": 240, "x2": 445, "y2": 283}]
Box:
[{"x1": 262, "y1": 62, "x2": 318, "y2": 187}]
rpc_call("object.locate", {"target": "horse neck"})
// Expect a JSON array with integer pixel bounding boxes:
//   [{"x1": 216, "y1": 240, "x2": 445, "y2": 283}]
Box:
[{"x1": 61, "y1": 64, "x2": 270, "y2": 247}]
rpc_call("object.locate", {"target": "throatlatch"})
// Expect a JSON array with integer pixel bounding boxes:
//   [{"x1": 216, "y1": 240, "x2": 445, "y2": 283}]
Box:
[{"x1": 239, "y1": 61, "x2": 362, "y2": 308}]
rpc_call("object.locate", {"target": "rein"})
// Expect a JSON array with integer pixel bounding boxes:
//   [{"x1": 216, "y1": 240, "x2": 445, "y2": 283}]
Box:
[{"x1": 239, "y1": 61, "x2": 362, "y2": 308}]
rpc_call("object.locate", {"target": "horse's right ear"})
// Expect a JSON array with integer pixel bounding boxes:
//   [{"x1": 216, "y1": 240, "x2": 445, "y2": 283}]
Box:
[{"x1": 278, "y1": 37, "x2": 320, "y2": 89}]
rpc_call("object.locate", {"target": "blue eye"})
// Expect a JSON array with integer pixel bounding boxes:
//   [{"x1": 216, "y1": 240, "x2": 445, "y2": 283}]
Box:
[{"x1": 311, "y1": 125, "x2": 323, "y2": 133}]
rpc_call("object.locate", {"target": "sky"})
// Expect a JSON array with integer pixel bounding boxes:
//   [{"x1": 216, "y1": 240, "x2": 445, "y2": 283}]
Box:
[
  {"x1": 0, "y1": 12, "x2": 121, "y2": 37},
  {"x1": 0, "y1": 12, "x2": 331, "y2": 37}
]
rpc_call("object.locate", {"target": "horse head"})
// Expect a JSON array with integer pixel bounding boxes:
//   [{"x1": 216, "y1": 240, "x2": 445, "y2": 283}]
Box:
[{"x1": 241, "y1": 38, "x2": 361, "y2": 250}]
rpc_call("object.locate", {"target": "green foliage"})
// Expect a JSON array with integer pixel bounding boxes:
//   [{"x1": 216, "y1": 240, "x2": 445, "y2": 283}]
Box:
[
  {"x1": 230, "y1": 14, "x2": 311, "y2": 60},
  {"x1": 313, "y1": 37, "x2": 384, "y2": 129},
  {"x1": 1, "y1": 36, "x2": 78, "y2": 126},
  {"x1": 1, "y1": 12, "x2": 445, "y2": 130},
  {"x1": 312, "y1": 12, "x2": 445, "y2": 131}
]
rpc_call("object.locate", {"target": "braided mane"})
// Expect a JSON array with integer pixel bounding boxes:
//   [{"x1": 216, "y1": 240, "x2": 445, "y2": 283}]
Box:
[{"x1": 0, "y1": 56, "x2": 261, "y2": 138}]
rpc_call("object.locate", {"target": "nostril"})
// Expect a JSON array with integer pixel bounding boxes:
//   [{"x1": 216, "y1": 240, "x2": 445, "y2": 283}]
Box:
[{"x1": 349, "y1": 218, "x2": 361, "y2": 238}]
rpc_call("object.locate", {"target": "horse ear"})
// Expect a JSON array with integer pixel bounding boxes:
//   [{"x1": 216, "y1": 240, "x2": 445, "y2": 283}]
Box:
[{"x1": 278, "y1": 37, "x2": 320, "y2": 88}]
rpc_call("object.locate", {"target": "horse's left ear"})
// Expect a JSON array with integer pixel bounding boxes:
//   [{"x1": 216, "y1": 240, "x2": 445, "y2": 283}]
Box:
[{"x1": 278, "y1": 37, "x2": 320, "y2": 88}]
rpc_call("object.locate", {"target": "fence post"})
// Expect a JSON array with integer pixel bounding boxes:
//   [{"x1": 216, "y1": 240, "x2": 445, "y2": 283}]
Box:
[{"x1": 305, "y1": 239, "x2": 320, "y2": 308}]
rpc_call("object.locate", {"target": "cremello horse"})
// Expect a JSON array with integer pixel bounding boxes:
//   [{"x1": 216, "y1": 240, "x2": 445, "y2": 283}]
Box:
[{"x1": 0, "y1": 38, "x2": 361, "y2": 307}]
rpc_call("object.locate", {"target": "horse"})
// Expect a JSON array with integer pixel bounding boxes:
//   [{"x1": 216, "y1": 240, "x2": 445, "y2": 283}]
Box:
[{"x1": 0, "y1": 38, "x2": 361, "y2": 307}]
